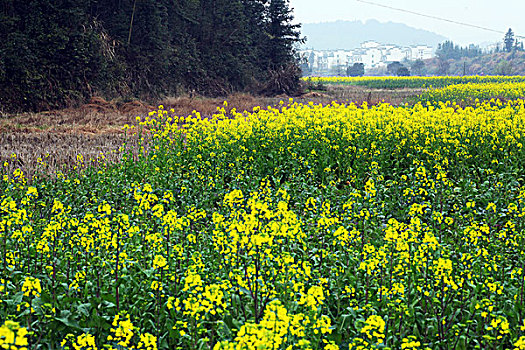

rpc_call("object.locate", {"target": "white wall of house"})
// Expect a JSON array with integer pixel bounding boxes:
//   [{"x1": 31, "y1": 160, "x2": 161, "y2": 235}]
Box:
[
  {"x1": 410, "y1": 46, "x2": 434, "y2": 60},
  {"x1": 301, "y1": 42, "x2": 435, "y2": 74},
  {"x1": 384, "y1": 47, "x2": 410, "y2": 62}
]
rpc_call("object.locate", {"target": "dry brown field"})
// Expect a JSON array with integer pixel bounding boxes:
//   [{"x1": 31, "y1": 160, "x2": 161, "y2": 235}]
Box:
[{"x1": 1, "y1": 86, "x2": 421, "y2": 178}]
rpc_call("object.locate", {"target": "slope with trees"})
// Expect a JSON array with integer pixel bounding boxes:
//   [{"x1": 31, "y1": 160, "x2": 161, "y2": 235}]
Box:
[
  {"x1": 422, "y1": 31, "x2": 525, "y2": 76},
  {"x1": 0, "y1": 0, "x2": 303, "y2": 112}
]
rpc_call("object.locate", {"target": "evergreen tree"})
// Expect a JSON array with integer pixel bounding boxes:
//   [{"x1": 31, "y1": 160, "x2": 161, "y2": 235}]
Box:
[
  {"x1": 265, "y1": 0, "x2": 303, "y2": 69},
  {"x1": 0, "y1": 0, "x2": 304, "y2": 111},
  {"x1": 436, "y1": 40, "x2": 481, "y2": 60},
  {"x1": 126, "y1": 1, "x2": 171, "y2": 94},
  {"x1": 197, "y1": 0, "x2": 255, "y2": 93},
  {"x1": 515, "y1": 40, "x2": 520, "y2": 51},
  {"x1": 165, "y1": 0, "x2": 203, "y2": 92},
  {"x1": 0, "y1": 0, "x2": 106, "y2": 111},
  {"x1": 257, "y1": 0, "x2": 304, "y2": 95},
  {"x1": 241, "y1": 0, "x2": 269, "y2": 71},
  {"x1": 504, "y1": 28, "x2": 515, "y2": 52}
]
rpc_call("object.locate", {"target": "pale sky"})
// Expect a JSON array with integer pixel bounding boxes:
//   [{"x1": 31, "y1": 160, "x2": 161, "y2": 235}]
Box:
[{"x1": 289, "y1": 0, "x2": 525, "y2": 46}]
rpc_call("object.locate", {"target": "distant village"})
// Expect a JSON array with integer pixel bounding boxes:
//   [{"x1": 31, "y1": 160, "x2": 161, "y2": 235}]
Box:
[{"x1": 300, "y1": 41, "x2": 434, "y2": 76}]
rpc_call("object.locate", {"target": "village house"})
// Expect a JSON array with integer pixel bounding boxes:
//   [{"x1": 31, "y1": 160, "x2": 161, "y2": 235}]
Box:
[{"x1": 301, "y1": 41, "x2": 434, "y2": 76}]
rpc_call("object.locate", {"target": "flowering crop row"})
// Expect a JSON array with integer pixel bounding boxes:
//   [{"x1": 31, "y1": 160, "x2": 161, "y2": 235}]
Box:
[
  {"x1": 417, "y1": 82, "x2": 525, "y2": 106},
  {"x1": 303, "y1": 76, "x2": 525, "y2": 89},
  {"x1": 1, "y1": 98, "x2": 525, "y2": 349}
]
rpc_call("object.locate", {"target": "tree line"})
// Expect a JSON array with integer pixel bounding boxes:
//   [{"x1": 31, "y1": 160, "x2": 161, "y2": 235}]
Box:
[
  {"x1": 0, "y1": 0, "x2": 302, "y2": 112},
  {"x1": 435, "y1": 41, "x2": 483, "y2": 60},
  {"x1": 436, "y1": 29, "x2": 525, "y2": 62}
]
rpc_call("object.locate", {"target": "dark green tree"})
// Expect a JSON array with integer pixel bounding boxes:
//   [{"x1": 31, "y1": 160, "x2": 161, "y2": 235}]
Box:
[
  {"x1": 504, "y1": 28, "x2": 515, "y2": 52},
  {"x1": 126, "y1": 1, "x2": 171, "y2": 94},
  {"x1": 264, "y1": 0, "x2": 303, "y2": 68},
  {"x1": 197, "y1": 0, "x2": 255, "y2": 94},
  {"x1": 347, "y1": 63, "x2": 365, "y2": 77},
  {"x1": 0, "y1": 0, "x2": 107, "y2": 111},
  {"x1": 0, "y1": 0, "x2": 305, "y2": 111},
  {"x1": 165, "y1": 0, "x2": 203, "y2": 92},
  {"x1": 387, "y1": 61, "x2": 404, "y2": 76},
  {"x1": 396, "y1": 67, "x2": 410, "y2": 76},
  {"x1": 436, "y1": 40, "x2": 481, "y2": 60},
  {"x1": 437, "y1": 41, "x2": 458, "y2": 60},
  {"x1": 241, "y1": 0, "x2": 270, "y2": 74},
  {"x1": 255, "y1": 0, "x2": 304, "y2": 95},
  {"x1": 514, "y1": 40, "x2": 524, "y2": 52}
]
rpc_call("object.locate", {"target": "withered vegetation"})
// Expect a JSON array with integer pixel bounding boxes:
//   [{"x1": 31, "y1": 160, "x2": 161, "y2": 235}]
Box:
[{"x1": 1, "y1": 87, "x2": 421, "y2": 179}]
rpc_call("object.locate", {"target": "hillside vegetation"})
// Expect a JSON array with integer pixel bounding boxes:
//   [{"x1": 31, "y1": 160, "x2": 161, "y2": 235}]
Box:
[
  {"x1": 0, "y1": 0, "x2": 301, "y2": 113},
  {"x1": 423, "y1": 52, "x2": 525, "y2": 76}
]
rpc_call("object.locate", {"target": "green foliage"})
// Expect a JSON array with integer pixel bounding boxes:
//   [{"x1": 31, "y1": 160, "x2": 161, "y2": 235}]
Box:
[
  {"x1": 436, "y1": 40, "x2": 482, "y2": 60},
  {"x1": 396, "y1": 67, "x2": 410, "y2": 77},
  {"x1": 417, "y1": 81, "x2": 525, "y2": 106},
  {"x1": 0, "y1": 0, "x2": 107, "y2": 111},
  {"x1": 386, "y1": 61, "x2": 405, "y2": 76},
  {"x1": 265, "y1": 0, "x2": 303, "y2": 69},
  {"x1": 504, "y1": 28, "x2": 515, "y2": 53},
  {"x1": 0, "y1": 0, "x2": 303, "y2": 112},
  {"x1": 346, "y1": 63, "x2": 365, "y2": 77}
]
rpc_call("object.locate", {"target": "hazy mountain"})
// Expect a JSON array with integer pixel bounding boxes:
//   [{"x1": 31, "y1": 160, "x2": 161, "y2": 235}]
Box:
[{"x1": 301, "y1": 19, "x2": 448, "y2": 50}]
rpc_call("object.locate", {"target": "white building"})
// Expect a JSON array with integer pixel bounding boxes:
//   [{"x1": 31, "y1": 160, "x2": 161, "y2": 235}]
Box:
[
  {"x1": 409, "y1": 45, "x2": 434, "y2": 61},
  {"x1": 301, "y1": 41, "x2": 435, "y2": 75},
  {"x1": 361, "y1": 47, "x2": 383, "y2": 67},
  {"x1": 383, "y1": 46, "x2": 411, "y2": 62}
]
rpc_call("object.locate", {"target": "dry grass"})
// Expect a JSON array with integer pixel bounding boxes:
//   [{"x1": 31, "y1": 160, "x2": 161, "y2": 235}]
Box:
[
  {"x1": 0, "y1": 133, "x2": 140, "y2": 180},
  {"x1": 325, "y1": 85, "x2": 424, "y2": 105},
  {"x1": 0, "y1": 97, "x2": 153, "y2": 134},
  {"x1": 1, "y1": 87, "x2": 422, "y2": 178},
  {"x1": 0, "y1": 88, "x2": 421, "y2": 134}
]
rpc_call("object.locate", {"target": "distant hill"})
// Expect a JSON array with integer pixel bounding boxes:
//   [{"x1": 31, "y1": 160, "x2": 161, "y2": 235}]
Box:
[{"x1": 301, "y1": 19, "x2": 447, "y2": 50}]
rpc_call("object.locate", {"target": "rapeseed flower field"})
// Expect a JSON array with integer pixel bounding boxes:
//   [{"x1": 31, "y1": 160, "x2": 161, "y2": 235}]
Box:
[
  {"x1": 1, "y1": 85, "x2": 525, "y2": 349},
  {"x1": 418, "y1": 82, "x2": 525, "y2": 106},
  {"x1": 304, "y1": 75, "x2": 525, "y2": 89}
]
